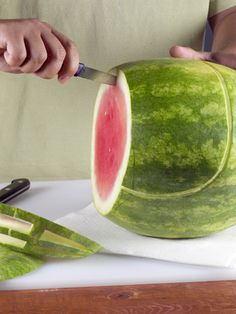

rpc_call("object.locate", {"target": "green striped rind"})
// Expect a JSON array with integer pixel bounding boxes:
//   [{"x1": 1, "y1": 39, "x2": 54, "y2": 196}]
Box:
[
  {"x1": 0, "y1": 244, "x2": 42, "y2": 281},
  {"x1": 0, "y1": 203, "x2": 102, "y2": 257},
  {"x1": 121, "y1": 59, "x2": 230, "y2": 194},
  {"x1": 98, "y1": 59, "x2": 236, "y2": 238}
]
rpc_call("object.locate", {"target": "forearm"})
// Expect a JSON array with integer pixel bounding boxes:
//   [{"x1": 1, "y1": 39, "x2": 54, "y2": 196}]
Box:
[{"x1": 209, "y1": 6, "x2": 236, "y2": 52}]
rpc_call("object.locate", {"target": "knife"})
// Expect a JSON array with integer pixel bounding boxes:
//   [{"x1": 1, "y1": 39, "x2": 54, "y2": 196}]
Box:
[
  {"x1": 74, "y1": 63, "x2": 117, "y2": 85},
  {"x1": 0, "y1": 178, "x2": 30, "y2": 203}
]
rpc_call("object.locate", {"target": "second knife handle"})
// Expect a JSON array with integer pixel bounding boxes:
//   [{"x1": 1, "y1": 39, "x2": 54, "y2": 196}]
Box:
[{"x1": 0, "y1": 178, "x2": 30, "y2": 203}]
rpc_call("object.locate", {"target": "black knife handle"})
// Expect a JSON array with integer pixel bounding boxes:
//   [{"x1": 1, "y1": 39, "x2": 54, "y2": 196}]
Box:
[{"x1": 0, "y1": 178, "x2": 30, "y2": 203}]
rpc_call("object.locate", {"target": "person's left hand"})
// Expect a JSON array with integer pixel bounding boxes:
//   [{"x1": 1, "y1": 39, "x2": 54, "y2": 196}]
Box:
[
  {"x1": 169, "y1": 45, "x2": 236, "y2": 70},
  {"x1": 169, "y1": 6, "x2": 236, "y2": 70}
]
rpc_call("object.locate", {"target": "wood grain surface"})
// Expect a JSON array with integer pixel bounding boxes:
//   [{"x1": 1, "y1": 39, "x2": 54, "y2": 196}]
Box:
[{"x1": 1, "y1": 280, "x2": 236, "y2": 314}]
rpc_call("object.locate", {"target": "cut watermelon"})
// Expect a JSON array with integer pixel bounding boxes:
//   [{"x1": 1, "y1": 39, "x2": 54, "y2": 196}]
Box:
[
  {"x1": 92, "y1": 73, "x2": 131, "y2": 213},
  {"x1": 91, "y1": 58, "x2": 236, "y2": 238}
]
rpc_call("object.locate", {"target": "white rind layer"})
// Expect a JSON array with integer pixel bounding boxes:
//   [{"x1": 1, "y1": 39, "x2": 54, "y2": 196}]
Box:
[{"x1": 91, "y1": 70, "x2": 131, "y2": 215}]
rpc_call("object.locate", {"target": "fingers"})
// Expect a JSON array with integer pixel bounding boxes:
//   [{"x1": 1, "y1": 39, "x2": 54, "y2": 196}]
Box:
[
  {"x1": 169, "y1": 46, "x2": 212, "y2": 61},
  {"x1": 0, "y1": 46, "x2": 22, "y2": 73},
  {"x1": 169, "y1": 45, "x2": 236, "y2": 70},
  {"x1": 0, "y1": 55, "x2": 22, "y2": 73},
  {"x1": 52, "y1": 29, "x2": 79, "y2": 83},
  {"x1": 35, "y1": 32, "x2": 66, "y2": 79},
  {"x1": 20, "y1": 36, "x2": 47, "y2": 73},
  {"x1": 4, "y1": 35, "x2": 27, "y2": 67}
]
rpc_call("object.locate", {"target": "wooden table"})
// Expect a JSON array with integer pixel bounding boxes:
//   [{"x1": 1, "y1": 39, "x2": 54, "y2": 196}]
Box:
[{"x1": 1, "y1": 281, "x2": 236, "y2": 313}]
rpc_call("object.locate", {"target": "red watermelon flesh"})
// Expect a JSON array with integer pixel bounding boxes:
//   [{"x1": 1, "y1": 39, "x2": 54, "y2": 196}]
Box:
[{"x1": 94, "y1": 83, "x2": 127, "y2": 200}]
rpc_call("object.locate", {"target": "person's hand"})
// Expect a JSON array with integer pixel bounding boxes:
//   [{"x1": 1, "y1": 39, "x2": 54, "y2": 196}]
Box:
[
  {"x1": 0, "y1": 18, "x2": 80, "y2": 83},
  {"x1": 169, "y1": 6, "x2": 236, "y2": 70},
  {"x1": 169, "y1": 45, "x2": 236, "y2": 70}
]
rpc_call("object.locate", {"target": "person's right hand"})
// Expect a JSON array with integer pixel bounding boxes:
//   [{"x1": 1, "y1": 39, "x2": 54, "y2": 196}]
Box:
[{"x1": 0, "y1": 18, "x2": 80, "y2": 83}]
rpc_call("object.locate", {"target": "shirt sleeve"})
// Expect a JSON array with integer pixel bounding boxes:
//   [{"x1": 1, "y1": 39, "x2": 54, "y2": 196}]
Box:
[{"x1": 209, "y1": 0, "x2": 236, "y2": 17}]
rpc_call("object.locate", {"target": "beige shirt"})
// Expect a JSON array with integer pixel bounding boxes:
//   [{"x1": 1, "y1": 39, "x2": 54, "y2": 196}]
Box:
[{"x1": 0, "y1": 0, "x2": 235, "y2": 181}]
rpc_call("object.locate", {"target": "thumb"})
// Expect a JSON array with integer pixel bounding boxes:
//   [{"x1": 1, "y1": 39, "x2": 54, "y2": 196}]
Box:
[{"x1": 169, "y1": 45, "x2": 212, "y2": 61}]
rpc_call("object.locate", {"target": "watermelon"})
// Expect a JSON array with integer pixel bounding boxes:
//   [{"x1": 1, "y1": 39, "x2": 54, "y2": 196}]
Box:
[
  {"x1": 91, "y1": 58, "x2": 236, "y2": 238},
  {"x1": 0, "y1": 244, "x2": 42, "y2": 281}
]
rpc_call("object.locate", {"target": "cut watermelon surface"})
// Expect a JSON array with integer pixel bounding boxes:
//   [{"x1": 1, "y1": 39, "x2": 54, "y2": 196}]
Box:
[
  {"x1": 92, "y1": 73, "x2": 131, "y2": 213},
  {"x1": 91, "y1": 59, "x2": 236, "y2": 238}
]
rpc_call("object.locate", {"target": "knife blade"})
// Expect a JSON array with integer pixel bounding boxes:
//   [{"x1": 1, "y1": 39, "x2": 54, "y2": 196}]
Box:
[{"x1": 74, "y1": 63, "x2": 117, "y2": 85}]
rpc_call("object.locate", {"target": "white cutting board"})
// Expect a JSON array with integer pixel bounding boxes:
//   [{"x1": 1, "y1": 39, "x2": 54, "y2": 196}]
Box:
[{"x1": 2, "y1": 179, "x2": 236, "y2": 291}]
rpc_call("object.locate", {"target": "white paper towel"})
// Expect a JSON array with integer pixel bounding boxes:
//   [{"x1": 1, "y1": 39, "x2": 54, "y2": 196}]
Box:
[{"x1": 56, "y1": 203, "x2": 236, "y2": 268}]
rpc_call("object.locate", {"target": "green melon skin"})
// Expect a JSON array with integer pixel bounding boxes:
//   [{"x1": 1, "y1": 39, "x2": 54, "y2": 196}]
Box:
[
  {"x1": 95, "y1": 58, "x2": 236, "y2": 238},
  {"x1": 0, "y1": 203, "x2": 102, "y2": 258},
  {"x1": 0, "y1": 244, "x2": 42, "y2": 281}
]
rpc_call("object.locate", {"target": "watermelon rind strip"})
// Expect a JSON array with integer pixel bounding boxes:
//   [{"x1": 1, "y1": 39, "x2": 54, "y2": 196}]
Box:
[{"x1": 0, "y1": 202, "x2": 102, "y2": 258}]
